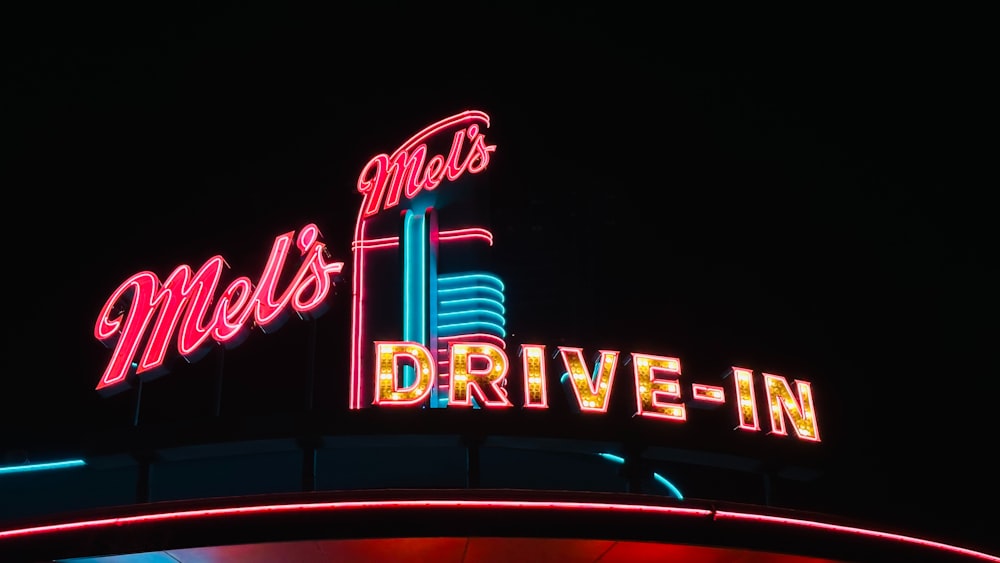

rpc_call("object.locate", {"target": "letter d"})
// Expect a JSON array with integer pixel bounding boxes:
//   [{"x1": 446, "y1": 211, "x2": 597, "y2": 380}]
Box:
[{"x1": 373, "y1": 341, "x2": 436, "y2": 406}]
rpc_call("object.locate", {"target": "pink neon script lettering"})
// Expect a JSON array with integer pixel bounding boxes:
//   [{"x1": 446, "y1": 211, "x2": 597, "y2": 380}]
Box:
[
  {"x1": 357, "y1": 110, "x2": 496, "y2": 218},
  {"x1": 93, "y1": 224, "x2": 344, "y2": 396}
]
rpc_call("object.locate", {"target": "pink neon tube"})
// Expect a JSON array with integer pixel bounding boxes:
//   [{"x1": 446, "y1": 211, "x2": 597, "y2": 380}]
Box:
[{"x1": 0, "y1": 499, "x2": 995, "y2": 561}]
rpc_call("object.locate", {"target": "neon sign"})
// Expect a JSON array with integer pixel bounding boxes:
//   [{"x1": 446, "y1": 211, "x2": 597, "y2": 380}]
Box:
[
  {"x1": 356, "y1": 110, "x2": 495, "y2": 218},
  {"x1": 93, "y1": 110, "x2": 821, "y2": 443},
  {"x1": 94, "y1": 224, "x2": 344, "y2": 396},
  {"x1": 373, "y1": 341, "x2": 821, "y2": 441}
]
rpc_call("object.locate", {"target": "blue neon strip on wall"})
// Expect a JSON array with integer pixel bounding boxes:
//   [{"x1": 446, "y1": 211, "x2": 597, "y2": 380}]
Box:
[
  {"x1": 435, "y1": 270, "x2": 506, "y2": 411},
  {"x1": 598, "y1": 452, "x2": 626, "y2": 464},
  {"x1": 402, "y1": 211, "x2": 428, "y2": 346},
  {"x1": 437, "y1": 310, "x2": 506, "y2": 327},
  {"x1": 437, "y1": 273, "x2": 505, "y2": 292},
  {"x1": 0, "y1": 459, "x2": 86, "y2": 475},
  {"x1": 437, "y1": 321, "x2": 506, "y2": 338},
  {"x1": 402, "y1": 211, "x2": 430, "y2": 388},
  {"x1": 596, "y1": 453, "x2": 684, "y2": 500},
  {"x1": 437, "y1": 286, "x2": 505, "y2": 303},
  {"x1": 438, "y1": 298, "x2": 506, "y2": 316},
  {"x1": 653, "y1": 472, "x2": 685, "y2": 500}
]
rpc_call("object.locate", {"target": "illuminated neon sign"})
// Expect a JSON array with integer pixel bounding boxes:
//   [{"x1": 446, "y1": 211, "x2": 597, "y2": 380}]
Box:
[
  {"x1": 344, "y1": 110, "x2": 820, "y2": 441},
  {"x1": 356, "y1": 110, "x2": 495, "y2": 218},
  {"x1": 94, "y1": 224, "x2": 344, "y2": 396},
  {"x1": 93, "y1": 111, "x2": 821, "y2": 443},
  {"x1": 372, "y1": 341, "x2": 820, "y2": 441}
]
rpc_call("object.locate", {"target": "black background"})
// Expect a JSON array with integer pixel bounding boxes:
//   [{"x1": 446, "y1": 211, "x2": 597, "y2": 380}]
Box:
[{"x1": 3, "y1": 4, "x2": 995, "y2": 557}]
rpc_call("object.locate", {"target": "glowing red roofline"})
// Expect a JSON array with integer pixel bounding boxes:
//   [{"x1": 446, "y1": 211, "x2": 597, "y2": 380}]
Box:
[{"x1": 1, "y1": 499, "x2": 996, "y2": 561}]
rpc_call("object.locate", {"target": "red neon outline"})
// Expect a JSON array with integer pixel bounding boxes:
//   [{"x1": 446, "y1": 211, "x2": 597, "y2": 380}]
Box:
[
  {"x1": 350, "y1": 111, "x2": 494, "y2": 409},
  {"x1": 356, "y1": 110, "x2": 494, "y2": 218},
  {"x1": 439, "y1": 228, "x2": 493, "y2": 245},
  {"x1": 351, "y1": 236, "x2": 401, "y2": 251},
  {"x1": 209, "y1": 275, "x2": 253, "y2": 344},
  {"x1": 714, "y1": 511, "x2": 1000, "y2": 562},
  {"x1": 175, "y1": 257, "x2": 228, "y2": 362},
  {"x1": 135, "y1": 258, "x2": 227, "y2": 373},
  {"x1": 0, "y1": 500, "x2": 709, "y2": 541},
  {"x1": 237, "y1": 229, "x2": 297, "y2": 329},
  {"x1": 95, "y1": 225, "x2": 342, "y2": 395},
  {"x1": 448, "y1": 343, "x2": 512, "y2": 407},
  {"x1": 132, "y1": 265, "x2": 195, "y2": 375},
  {"x1": 291, "y1": 225, "x2": 343, "y2": 318},
  {"x1": 762, "y1": 373, "x2": 821, "y2": 442},
  {"x1": 1, "y1": 501, "x2": 995, "y2": 561},
  {"x1": 296, "y1": 223, "x2": 319, "y2": 251},
  {"x1": 558, "y1": 347, "x2": 619, "y2": 414},
  {"x1": 520, "y1": 344, "x2": 549, "y2": 409},
  {"x1": 372, "y1": 341, "x2": 435, "y2": 406},
  {"x1": 732, "y1": 367, "x2": 760, "y2": 432},
  {"x1": 350, "y1": 219, "x2": 367, "y2": 409},
  {"x1": 631, "y1": 353, "x2": 686, "y2": 422},
  {"x1": 691, "y1": 383, "x2": 726, "y2": 403},
  {"x1": 94, "y1": 271, "x2": 161, "y2": 389},
  {"x1": 438, "y1": 333, "x2": 506, "y2": 349},
  {"x1": 351, "y1": 228, "x2": 492, "y2": 251}
]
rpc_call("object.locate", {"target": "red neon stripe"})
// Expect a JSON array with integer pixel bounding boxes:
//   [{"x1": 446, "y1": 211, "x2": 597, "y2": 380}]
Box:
[
  {"x1": 352, "y1": 228, "x2": 492, "y2": 251},
  {"x1": 349, "y1": 218, "x2": 366, "y2": 409},
  {"x1": 396, "y1": 110, "x2": 490, "y2": 155},
  {"x1": 1, "y1": 500, "x2": 995, "y2": 561},
  {"x1": 352, "y1": 236, "x2": 400, "y2": 250},
  {"x1": 714, "y1": 510, "x2": 1000, "y2": 562},
  {"x1": 0, "y1": 500, "x2": 709, "y2": 540},
  {"x1": 439, "y1": 333, "x2": 506, "y2": 349},
  {"x1": 439, "y1": 228, "x2": 493, "y2": 246}
]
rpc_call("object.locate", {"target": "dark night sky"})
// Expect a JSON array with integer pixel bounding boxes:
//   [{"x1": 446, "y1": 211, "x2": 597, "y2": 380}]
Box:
[{"x1": 3, "y1": 4, "x2": 996, "y2": 558}]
